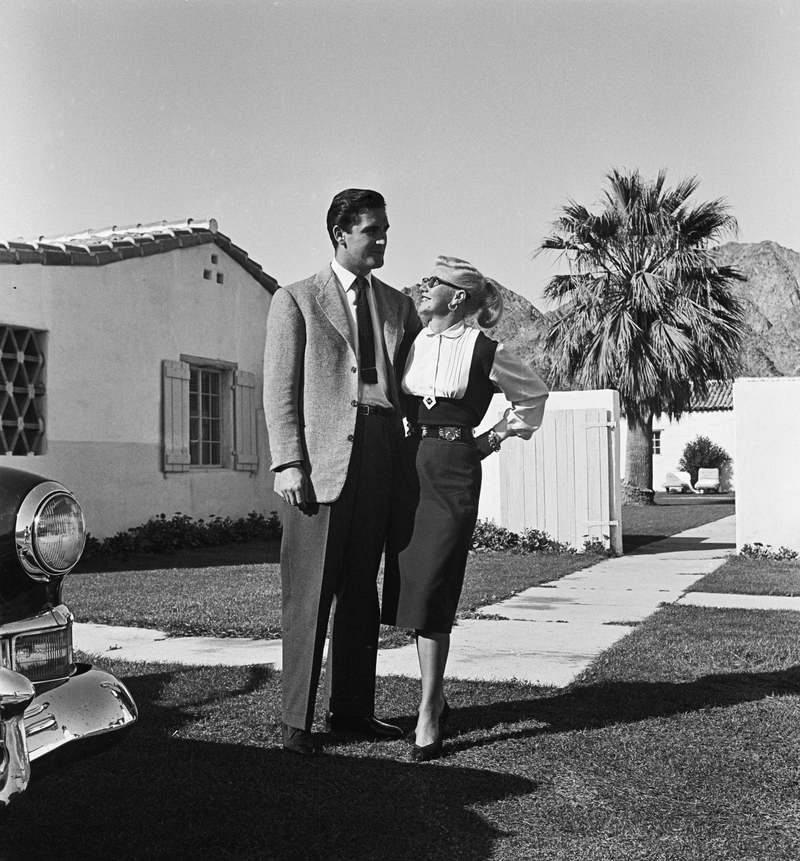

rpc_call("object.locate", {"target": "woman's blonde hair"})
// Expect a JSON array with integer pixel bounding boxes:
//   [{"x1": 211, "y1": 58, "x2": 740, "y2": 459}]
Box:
[
  {"x1": 464, "y1": 276, "x2": 505, "y2": 329},
  {"x1": 428, "y1": 256, "x2": 506, "y2": 329}
]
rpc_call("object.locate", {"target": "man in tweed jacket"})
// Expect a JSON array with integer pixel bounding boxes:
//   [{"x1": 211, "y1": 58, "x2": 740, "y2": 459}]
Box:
[{"x1": 263, "y1": 189, "x2": 420, "y2": 755}]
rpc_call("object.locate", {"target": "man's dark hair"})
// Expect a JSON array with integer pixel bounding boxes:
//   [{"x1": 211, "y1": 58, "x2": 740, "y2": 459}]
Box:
[{"x1": 326, "y1": 189, "x2": 386, "y2": 248}]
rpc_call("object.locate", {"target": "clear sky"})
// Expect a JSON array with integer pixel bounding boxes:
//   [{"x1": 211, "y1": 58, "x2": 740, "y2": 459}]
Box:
[{"x1": 2, "y1": 0, "x2": 798, "y2": 309}]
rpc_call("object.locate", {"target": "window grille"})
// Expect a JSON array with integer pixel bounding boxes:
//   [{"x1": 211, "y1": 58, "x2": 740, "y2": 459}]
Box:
[
  {"x1": 0, "y1": 326, "x2": 45, "y2": 455},
  {"x1": 189, "y1": 367, "x2": 222, "y2": 466},
  {"x1": 651, "y1": 430, "x2": 662, "y2": 456}
]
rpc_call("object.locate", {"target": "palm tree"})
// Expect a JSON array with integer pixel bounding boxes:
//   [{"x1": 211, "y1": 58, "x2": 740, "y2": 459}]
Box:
[{"x1": 536, "y1": 168, "x2": 746, "y2": 504}]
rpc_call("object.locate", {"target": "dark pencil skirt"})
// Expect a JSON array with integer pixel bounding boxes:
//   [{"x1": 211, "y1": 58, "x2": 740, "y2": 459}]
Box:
[{"x1": 382, "y1": 436, "x2": 482, "y2": 634}]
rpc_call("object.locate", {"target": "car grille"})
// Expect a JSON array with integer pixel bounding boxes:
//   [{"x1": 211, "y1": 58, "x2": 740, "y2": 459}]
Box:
[{"x1": 12, "y1": 627, "x2": 74, "y2": 682}]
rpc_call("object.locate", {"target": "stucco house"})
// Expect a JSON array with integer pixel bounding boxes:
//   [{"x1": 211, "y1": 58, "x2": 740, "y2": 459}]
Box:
[
  {"x1": 619, "y1": 380, "x2": 736, "y2": 492},
  {"x1": 0, "y1": 219, "x2": 278, "y2": 538}
]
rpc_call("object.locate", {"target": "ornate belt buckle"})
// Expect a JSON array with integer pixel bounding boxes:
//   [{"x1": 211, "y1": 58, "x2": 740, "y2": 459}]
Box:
[{"x1": 440, "y1": 426, "x2": 460, "y2": 442}]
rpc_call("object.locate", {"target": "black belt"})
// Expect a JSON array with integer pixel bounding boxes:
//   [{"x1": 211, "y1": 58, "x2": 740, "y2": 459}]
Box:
[
  {"x1": 355, "y1": 403, "x2": 393, "y2": 417},
  {"x1": 407, "y1": 424, "x2": 474, "y2": 443}
]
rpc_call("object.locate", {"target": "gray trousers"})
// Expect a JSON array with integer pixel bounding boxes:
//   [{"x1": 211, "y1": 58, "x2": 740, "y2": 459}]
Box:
[{"x1": 280, "y1": 411, "x2": 397, "y2": 731}]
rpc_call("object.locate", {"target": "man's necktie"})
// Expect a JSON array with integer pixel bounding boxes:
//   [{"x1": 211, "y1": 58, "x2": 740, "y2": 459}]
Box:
[{"x1": 354, "y1": 277, "x2": 378, "y2": 384}]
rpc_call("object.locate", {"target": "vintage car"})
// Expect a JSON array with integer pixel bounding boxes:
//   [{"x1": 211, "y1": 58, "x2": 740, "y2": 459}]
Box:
[{"x1": 0, "y1": 465, "x2": 137, "y2": 806}]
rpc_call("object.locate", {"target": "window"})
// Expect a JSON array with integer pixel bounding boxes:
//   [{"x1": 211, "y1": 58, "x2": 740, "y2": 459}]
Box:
[
  {"x1": 162, "y1": 358, "x2": 258, "y2": 473},
  {"x1": 190, "y1": 367, "x2": 222, "y2": 466},
  {"x1": 0, "y1": 325, "x2": 46, "y2": 455},
  {"x1": 652, "y1": 430, "x2": 662, "y2": 455}
]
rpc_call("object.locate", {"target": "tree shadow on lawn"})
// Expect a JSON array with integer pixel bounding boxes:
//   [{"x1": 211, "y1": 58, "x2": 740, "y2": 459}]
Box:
[
  {"x1": 446, "y1": 664, "x2": 800, "y2": 753},
  {"x1": 629, "y1": 537, "x2": 735, "y2": 555},
  {"x1": 75, "y1": 539, "x2": 281, "y2": 573},
  {"x1": 2, "y1": 668, "x2": 535, "y2": 861}
]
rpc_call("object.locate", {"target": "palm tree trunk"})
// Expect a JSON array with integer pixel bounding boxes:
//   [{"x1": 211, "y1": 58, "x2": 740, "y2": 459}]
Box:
[{"x1": 623, "y1": 415, "x2": 655, "y2": 505}]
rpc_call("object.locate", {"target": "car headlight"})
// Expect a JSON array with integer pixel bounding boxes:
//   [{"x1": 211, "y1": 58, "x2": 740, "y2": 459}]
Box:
[{"x1": 15, "y1": 482, "x2": 86, "y2": 580}]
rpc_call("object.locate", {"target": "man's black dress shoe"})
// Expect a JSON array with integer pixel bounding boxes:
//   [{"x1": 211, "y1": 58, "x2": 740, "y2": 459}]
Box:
[
  {"x1": 282, "y1": 723, "x2": 317, "y2": 756},
  {"x1": 325, "y1": 713, "x2": 403, "y2": 740}
]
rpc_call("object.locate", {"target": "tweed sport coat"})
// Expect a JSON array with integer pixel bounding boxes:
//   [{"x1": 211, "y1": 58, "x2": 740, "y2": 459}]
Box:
[{"x1": 263, "y1": 265, "x2": 421, "y2": 504}]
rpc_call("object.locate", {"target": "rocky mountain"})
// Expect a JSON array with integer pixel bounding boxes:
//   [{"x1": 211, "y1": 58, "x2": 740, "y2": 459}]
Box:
[
  {"x1": 405, "y1": 241, "x2": 800, "y2": 382},
  {"x1": 711, "y1": 241, "x2": 800, "y2": 377}
]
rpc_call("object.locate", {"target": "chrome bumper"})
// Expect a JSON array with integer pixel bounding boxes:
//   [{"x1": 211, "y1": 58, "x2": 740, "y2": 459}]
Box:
[{"x1": 1, "y1": 665, "x2": 137, "y2": 806}]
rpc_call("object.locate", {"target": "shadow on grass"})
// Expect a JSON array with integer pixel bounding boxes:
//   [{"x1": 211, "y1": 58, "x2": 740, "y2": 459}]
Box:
[
  {"x1": 629, "y1": 538, "x2": 735, "y2": 555},
  {"x1": 444, "y1": 664, "x2": 800, "y2": 755},
  {"x1": 74, "y1": 539, "x2": 281, "y2": 573},
  {"x1": 3, "y1": 668, "x2": 534, "y2": 861},
  {"x1": 653, "y1": 493, "x2": 736, "y2": 507}
]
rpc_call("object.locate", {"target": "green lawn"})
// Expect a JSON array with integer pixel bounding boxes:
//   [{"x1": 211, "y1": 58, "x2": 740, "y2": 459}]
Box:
[
  {"x1": 6, "y1": 494, "x2": 796, "y2": 859},
  {"x1": 688, "y1": 554, "x2": 800, "y2": 597},
  {"x1": 4, "y1": 602, "x2": 798, "y2": 860},
  {"x1": 621, "y1": 491, "x2": 735, "y2": 552}
]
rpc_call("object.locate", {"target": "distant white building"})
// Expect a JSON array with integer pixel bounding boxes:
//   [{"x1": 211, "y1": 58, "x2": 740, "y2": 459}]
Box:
[
  {"x1": 620, "y1": 380, "x2": 735, "y2": 492},
  {"x1": 0, "y1": 219, "x2": 278, "y2": 538}
]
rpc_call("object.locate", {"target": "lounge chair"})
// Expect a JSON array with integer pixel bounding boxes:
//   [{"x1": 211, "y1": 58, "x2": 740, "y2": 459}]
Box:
[
  {"x1": 663, "y1": 470, "x2": 696, "y2": 494},
  {"x1": 695, "y1": 468, "x2": 721, "y2": 493}
]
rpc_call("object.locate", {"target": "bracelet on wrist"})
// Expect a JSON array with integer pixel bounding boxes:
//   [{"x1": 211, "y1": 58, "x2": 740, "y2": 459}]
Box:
[{"x1": 487, "y1": 430, "x2": 502, "y2": 453}]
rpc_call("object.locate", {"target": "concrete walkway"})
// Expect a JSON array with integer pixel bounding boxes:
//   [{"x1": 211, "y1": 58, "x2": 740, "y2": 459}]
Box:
[{"x1": 74, "y1": 514, "x2": 795, "y2": 687}]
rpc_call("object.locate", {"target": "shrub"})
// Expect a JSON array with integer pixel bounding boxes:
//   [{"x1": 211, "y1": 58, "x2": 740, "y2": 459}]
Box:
[
  {"x1": 582, "y1": 537, "x2": 613, "y2": 557},
  {"x1": 678, "y1": 435, "x2": 731, "y2": 486},
  {"x1": 519, "y1": 528, "x2": 575, "y2": 554},
  {"x1": 740, "y1": 543, "x2": 799, "y2": 561},
  {"x1": 82, "y1": 511, "x2": 282, "y2": 561},
  {"x1": 470, "y1": 519, "x2": 604, "y2": 555},
  {"x1": 471, "y1": 520, "x2": 519, "y2": 552}
]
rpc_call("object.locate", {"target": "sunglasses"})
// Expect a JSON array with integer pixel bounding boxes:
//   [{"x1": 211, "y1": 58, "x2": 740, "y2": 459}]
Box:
[{"x1": 421, "y1": 275, "x2": 462, "y2": 291}]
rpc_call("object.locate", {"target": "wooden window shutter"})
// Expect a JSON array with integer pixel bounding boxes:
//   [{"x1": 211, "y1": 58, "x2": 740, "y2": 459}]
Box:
[
  {"x1": 233, "y1": 370, "x2": 259, "y2": 471},
  {"x1": 162, "y1": 360, "x2": 190, "y2": 473}
]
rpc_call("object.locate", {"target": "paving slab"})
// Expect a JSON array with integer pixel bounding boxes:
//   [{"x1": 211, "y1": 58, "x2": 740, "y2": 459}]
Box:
[
  {"x1": 376, "y1": 619, "x2": 632, "y2": 686},
  {"x1": 478, "y1": 589, "x2": 692, "y2": 624},
  {"x1": 74, "y1": 622, "x2": 283, "y2": 668}
]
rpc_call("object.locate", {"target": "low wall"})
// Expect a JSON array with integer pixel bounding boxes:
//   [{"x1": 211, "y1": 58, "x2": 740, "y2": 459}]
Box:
[{"x1": 734, "y1": 377, "x2": 800, "y2": 553}]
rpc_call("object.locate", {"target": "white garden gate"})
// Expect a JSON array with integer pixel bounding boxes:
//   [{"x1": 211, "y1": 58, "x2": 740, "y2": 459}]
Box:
[{"x1": 497, "y1": 397, "x2": 622, "y2": 554}]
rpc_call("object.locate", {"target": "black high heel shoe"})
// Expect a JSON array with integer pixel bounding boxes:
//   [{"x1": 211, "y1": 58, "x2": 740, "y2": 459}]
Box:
[
  {"x1": 410, "y1": 731, "x2": 443, "y2": 763},
  {"x1": 406, "y1": 700, "x2": 451, "y2": 745}
]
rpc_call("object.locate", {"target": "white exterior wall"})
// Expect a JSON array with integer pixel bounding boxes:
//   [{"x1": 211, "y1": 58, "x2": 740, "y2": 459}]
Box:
[
  {"x1": 0, "y1": 247, "x2": 273, "y2": 537},
  {"x1": 734, "y1": 377, "x2": 800, "y2": 553},
  {"x1": 619, "y1": 409, "x2": 736, "y2": 491}
]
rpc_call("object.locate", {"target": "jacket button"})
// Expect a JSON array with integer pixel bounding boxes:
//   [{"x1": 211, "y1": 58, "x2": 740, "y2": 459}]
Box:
[
  {"x1": 347, "y1": 434, "x2": 354, "y2": 441},
  {"x1": 351, "y1": 399, "x2": 358, "y2": 407},
  {"x1": 351, "y1": 366, "x2": 357, "y2": 373}
]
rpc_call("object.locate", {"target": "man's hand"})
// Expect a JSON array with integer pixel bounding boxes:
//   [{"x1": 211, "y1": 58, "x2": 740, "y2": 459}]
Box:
[{"x1": 276, "y1": 466, "x2": 310, "y2": 509}]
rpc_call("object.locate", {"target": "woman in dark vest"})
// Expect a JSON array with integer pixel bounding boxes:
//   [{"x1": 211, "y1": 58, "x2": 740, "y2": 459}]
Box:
[{"x1": 382, "y1": 256, "x2": 549, "y2": 762}]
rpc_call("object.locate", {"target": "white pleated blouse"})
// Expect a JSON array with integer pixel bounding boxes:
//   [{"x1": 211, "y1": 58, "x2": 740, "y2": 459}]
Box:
[{"x1": 401, "y1": 322, "x2": 549, "y2": 437}]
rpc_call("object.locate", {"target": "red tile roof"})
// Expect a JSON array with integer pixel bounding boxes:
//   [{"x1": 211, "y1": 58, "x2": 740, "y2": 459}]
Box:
[
  {"x1": 0, "y1": 218, "x2": 278, "y2": 294},
  {"x1": 689, "y1": 379, "x2": 733, "y2": 411}
]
